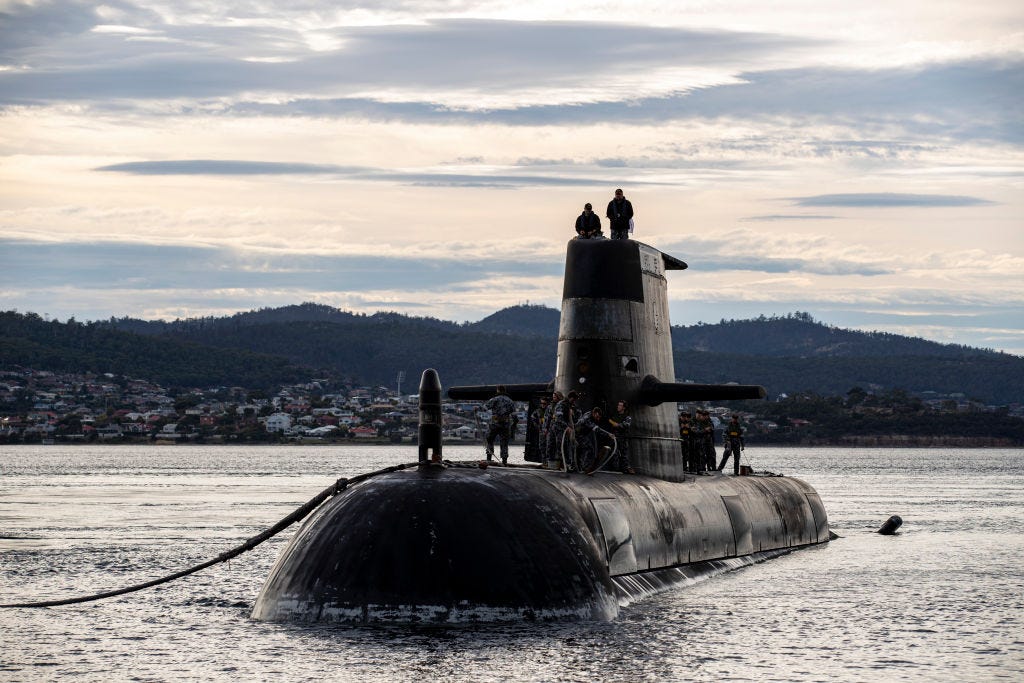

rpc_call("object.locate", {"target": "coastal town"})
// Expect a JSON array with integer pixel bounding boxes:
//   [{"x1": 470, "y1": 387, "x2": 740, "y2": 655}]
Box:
[{"x1": 1, "y1": 366, "x2": 1020, "y2": 446}]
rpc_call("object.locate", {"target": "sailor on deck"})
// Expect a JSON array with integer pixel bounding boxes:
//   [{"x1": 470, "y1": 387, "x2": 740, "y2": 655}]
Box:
[
  {"x1": 608, "y1": 400, "x2": 635, "y2": 474},
  {"x1": 575, "y1": 406, "x2": 612, "y2": 473},
  {"x1": 679, "y1": 411, "x2": 697, "y2": 473},
  {"x1": 483, "y1": 385, "x2": 515, "y2": 465},
  {"x1": 718, "y1": 415, "x2": 746, "y2": 475}
]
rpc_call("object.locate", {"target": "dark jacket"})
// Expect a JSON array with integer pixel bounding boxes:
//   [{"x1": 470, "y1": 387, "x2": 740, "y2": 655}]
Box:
[
  {"x1": 606, "y1": 198, "x2": 634, "y2": 231},
  {"x1": 575, "y1": 212, "x2": 602, "y2": 236}
]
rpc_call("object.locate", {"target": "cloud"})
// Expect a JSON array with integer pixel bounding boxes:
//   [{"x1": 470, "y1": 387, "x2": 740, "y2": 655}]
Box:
[
  {"x1": 3, "y1": 10, "x2": 1019, "y2": 146},
  {"x1": 659, "y1": 228, "x2": 1024, "y2": 280},
  {"x1": 0, "y1": 0, "x2": 100, "y2": 56},
  {"x1": 788, "y1": 193, "x2": 995, "y2": 208},
  {"x1": 0, "y1": 19, "x2": 816, "y2": 105},
  {"x1": 695, "y1": 257, "x2": 891, "y2": 276},
  {"x1": 93, "y1": 159, "x2": 666, "y2": 187},
  {"x1": 218, "y1": 59, "x2": 1024, "y2": 144},
  {"x1": 741, "y1": 215, "x2": 840, "y2": 222},
  {"x1": 95, "y1": 160, "x2": 363, "y2": 175},
  {"x1": 0, "y1": 238, "x2": 562, "y2": 293}
]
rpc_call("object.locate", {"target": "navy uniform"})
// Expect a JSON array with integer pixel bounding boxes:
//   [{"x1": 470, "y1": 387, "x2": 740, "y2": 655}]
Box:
[{"x1": 483, "y1": 386, "x2": 515, "y2": 464}]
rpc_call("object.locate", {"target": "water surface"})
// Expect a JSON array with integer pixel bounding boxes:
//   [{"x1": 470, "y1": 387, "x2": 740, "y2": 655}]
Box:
[{"x1": 2, "y1": 445, "x2": 1022, "y2": 681}]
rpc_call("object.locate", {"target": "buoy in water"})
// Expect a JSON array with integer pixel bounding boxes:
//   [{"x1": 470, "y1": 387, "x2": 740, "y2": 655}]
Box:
[{"x1": 877, "y1": 515, "x2": 903, "y2": 535}]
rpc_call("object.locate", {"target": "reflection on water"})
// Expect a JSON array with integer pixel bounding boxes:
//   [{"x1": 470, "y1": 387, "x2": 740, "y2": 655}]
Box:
[{"x1": 2, "y1": 445, "x2": 1023, "y2": 681}]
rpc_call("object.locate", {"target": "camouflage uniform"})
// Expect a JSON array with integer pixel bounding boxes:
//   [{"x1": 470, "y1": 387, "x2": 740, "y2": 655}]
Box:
[
  {"x1": 483, "y1": 392, "x2": 515, "y2": 463},
  {"x1": 574, "y1": 411, "x2": 611, "y2": 473},
  {"x1": 548, "y1": 396, "x2": 577, "y2": 469},
  {"x1": 608, "y1": 404, "x2": 634, "y2": 473},
  {"x1": 528, "y1": 401, "x2": 547, "y2": 460},
  {"x1": 542, "y1": 396, "x2": 560, "y2": 465}
]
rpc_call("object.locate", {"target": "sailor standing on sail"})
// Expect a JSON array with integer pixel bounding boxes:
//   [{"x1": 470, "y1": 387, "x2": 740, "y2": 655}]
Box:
[
  {"x1": 575, "y1": 203, "x2": 603, "y2": 238},
  {"x1": 483, "y1": 385, "x2": 516, "y2": 465},
  {"x1": 606, "y1": 188, "x2": 634, "y2": 239}
]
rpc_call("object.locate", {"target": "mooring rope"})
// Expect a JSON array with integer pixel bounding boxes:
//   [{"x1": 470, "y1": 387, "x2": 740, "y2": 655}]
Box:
[
  {"x1": 0, "y1": 461, "x2": 419, "y2": 609},
  {"x1": 588, "y1": 435, "x2": 619, "y2": 474}
]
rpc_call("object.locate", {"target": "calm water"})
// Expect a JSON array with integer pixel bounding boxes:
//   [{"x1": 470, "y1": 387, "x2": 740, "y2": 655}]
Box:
[{"x1": 1, "y1": 444, "x2": 1022, "y2": 682}]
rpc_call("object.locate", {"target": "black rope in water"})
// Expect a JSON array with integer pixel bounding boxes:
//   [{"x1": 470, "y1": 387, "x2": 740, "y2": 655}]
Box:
[{"x1": 0, "y1": 462, "x2": 419, "y2": 609}]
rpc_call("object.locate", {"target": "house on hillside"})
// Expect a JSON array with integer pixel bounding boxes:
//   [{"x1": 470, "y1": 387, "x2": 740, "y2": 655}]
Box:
[
  {"x1": 156, "y1": 424, "x2": 184, "y2": 440},
  {"x1": 452, "y1": 425, "x2": 477, "y2": 440},
  {"x1": 265, "y1": 413, "x2": 292, "y2": 433},
  {"x1": 95, "y1": 425, "x2": 124, "y2": 440}
]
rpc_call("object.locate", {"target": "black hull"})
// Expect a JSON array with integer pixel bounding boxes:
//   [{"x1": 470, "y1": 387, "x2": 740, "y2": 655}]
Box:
[{"x1": 252, "y1": 465, "x2": 829, "y2": 623}]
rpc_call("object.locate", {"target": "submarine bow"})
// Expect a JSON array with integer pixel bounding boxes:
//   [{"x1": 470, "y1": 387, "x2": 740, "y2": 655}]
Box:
[{"x1": 251, "y1": 466, "x2": 619, "y2": 622}]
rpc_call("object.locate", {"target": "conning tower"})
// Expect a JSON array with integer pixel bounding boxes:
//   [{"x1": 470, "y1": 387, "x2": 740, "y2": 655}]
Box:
[{"x1": 452, "y1": 238, "x2": 764, "y2": 480}]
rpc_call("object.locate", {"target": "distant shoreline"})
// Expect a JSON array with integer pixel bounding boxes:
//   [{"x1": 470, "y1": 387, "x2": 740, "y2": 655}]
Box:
[{"x1": 4, "y1": 436, "x2": 1020, "y2": 448}]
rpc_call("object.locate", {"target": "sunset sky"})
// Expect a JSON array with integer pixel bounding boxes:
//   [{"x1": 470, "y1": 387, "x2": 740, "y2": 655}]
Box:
[{"x1": 1, "y1": 1, "x2": 1021, "y2": 352}]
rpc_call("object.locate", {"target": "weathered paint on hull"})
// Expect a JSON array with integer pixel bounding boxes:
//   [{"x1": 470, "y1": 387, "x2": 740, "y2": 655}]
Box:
[{"x1": 251, "y1": 465, "x2": 829, "y2": 623}]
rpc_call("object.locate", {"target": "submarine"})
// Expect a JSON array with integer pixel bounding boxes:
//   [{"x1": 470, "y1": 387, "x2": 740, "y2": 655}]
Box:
[{"x1": 251, "y1": 237, "x2": 831, "y2": 623}]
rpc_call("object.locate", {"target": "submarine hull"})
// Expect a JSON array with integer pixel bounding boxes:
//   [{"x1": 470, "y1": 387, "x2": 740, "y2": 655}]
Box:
[
  {"x1": 252, "y1": 466, "x2": 829, "y2": 623},
  {"x1": 253, "y1": 238, "x2": 832, "y2": 624}
]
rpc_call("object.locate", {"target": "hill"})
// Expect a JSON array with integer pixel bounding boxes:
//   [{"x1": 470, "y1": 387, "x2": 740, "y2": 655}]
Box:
[
  {"x1": 467, "y1": 304, "x2": 562, "y2": 337},
  {"x1": 3, "y1": 305, "x2": 1022, "y2": 404},
  {"x1": 0, "y1": 311, "x2": 313, "y2": 389},
  {"x1": 671, "y1": 313, "x2": 991, "y2": 358}
]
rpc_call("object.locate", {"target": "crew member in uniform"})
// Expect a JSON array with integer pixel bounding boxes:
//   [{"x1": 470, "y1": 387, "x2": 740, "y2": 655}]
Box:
[
  {"x1": 608, "y1": 400, "x2": 635, "y2": 473},
  {"x1": 529, "y1": 396, "x2": 549, "y2": 462},
  {"x1": 698, "y1": 410, "x2": 716, "y2": 472},
  {"x1": 549, "y1": 391, "x2": 579, "y2": 470},
  {"x1": 543, "y1": 391, "x2": 563, "y2": 468},
  {"x1": 718, "y1": 415, "x2": 746, "y2": 475},
  {"x1": 483, "y1": 385, "x2": 515, "y2": 464},
  {"x1": 575, "y1": 406, "x2": 612, "y2": 473},
  {"x1": 679, "y1": 411, "x2": 697, "y2": 473}
]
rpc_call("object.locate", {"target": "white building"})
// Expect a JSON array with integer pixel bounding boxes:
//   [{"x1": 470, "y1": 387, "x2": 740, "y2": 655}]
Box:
[{"x1": 265, "y1": 413, "x2": 293, "y2": 433}]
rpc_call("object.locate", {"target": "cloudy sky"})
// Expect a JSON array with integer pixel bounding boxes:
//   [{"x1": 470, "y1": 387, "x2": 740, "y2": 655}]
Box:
[{"x1": 1, "y1": 1, "x2": 1022, "y2": 353}]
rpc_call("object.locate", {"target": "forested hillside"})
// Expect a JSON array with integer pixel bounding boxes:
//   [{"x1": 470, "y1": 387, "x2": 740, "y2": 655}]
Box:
[
  {"x1": 0, "y1": 311, "x2": 311, "y2": 389},
  {"x1": 4, "y1": 305, "x2": 1022, "y2": 403},
  {"x1": 671, "y1": 312, "x2": 995, "y2": 358},
  {"x1": 468, "y1": 305, "x2": 561, "y2": 337}
]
